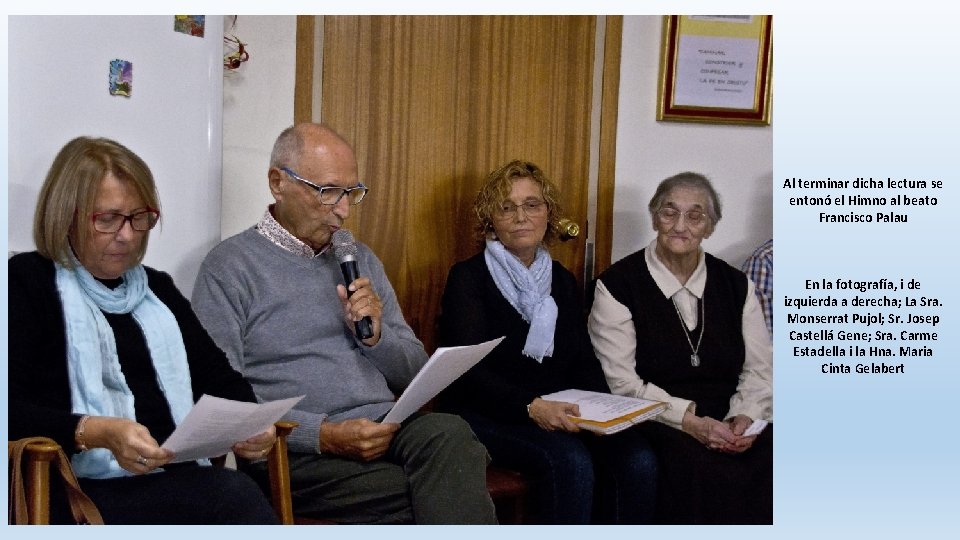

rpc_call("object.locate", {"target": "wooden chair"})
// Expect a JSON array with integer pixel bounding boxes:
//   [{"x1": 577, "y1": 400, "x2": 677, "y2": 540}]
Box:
[
  {"x1": 8, "y1": 438, "x2": 62, "y2": 524},
  {"x1": 486, "y1": 466, "x2": 530, "y2": 524},
  {"x1": 8, "y1": 420, "x2": 300, "y2": 525},
  {"x1": 267, "y1": 420, "x2": 298, "y2": 524}
]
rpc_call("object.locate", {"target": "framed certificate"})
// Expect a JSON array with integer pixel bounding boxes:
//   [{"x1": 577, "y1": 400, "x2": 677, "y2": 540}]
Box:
[{"x1": 657, "y1": 15, "x2": 773, "y2": 125}]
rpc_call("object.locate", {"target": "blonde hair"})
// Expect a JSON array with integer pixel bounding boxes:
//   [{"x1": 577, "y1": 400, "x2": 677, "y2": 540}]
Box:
[
  {"x1": 33, "y1": 136, "x2": 160, "y2": 268},
  {"x1": 473, "y1": 160, "x2": 563, "y2": 245}
]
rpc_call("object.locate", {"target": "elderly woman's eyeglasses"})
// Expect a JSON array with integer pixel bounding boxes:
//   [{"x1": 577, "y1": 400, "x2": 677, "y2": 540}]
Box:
[
  {"x1": 282, "y1": 168, "x2": 368, "y2": 206},
  {"x1": 495, "y1": 200, "x2": 548, "y2": 219},
  {"x1": 656, "y1": 207, "x2": 708, "y2": 226},
  {"x1": 90, "y1": 209, "x2": 160, "y2": 233}
]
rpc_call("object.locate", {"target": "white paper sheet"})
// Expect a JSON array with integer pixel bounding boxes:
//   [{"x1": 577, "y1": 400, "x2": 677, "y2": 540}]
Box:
[
  {"x1": 674, "y1": 34, "x2": 760, "y2": 109},
  {"x1": 161, "y1": 394, "x2": 304, "y2": 462},
  {"x1": 381, "y1": 336, "x2": 505, "y2": 424},
  {"x1": 540, "y1": 388, "x2": 665, "y2": 422},
  {"x1": 743, "y1": 418, "x2": 769, "y2": 437}
]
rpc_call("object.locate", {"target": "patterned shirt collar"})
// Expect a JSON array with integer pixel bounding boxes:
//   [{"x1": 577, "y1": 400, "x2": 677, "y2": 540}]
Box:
[{"x1": 256, "y1": 206, "x2": 328, "y2": 259}]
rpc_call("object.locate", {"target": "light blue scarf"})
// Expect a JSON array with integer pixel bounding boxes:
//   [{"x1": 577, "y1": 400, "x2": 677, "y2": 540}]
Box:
[
  {"x1": 484, "y1": 240, "x2": 557, "y2": 362},
  {"x1": 55, "y1": 258, "x2": 194, "y2": 479}
]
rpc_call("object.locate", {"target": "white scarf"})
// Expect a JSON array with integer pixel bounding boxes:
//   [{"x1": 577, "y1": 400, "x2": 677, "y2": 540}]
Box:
[
  {"x1": 55, "y1": 258, "x2": 194, "y2": 478},
  {"x1": 484, "y1": 240, "x2": 557, "y2": 362}
]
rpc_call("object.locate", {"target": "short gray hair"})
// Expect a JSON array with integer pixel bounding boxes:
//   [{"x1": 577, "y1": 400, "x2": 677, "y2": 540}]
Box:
[
  {"x1": 648, "y1": 171, "x2": 722, "y2": 228},
  {"x1": 269, "y1": 125, "x2": 303, "y2": 169}
]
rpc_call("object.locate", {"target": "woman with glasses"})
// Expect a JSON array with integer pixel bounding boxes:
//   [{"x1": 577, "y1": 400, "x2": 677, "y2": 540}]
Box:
[
  {"x1": 436, "y1": 160, "x2": 657, "y2": 524},
  {"x1": 8, "y1": 136, "x2": 279, "y2": 524},
  {"x1": 588, "y1": 172, "x2": 773, "y2": 524}
]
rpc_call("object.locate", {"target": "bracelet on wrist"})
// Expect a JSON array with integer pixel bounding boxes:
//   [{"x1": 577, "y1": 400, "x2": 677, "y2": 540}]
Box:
[{"x1": 75, "y1": 415, "x2": 90, "y2": 451}]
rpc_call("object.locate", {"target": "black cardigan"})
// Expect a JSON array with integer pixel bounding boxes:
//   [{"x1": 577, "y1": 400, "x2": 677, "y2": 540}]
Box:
[
  {"x1": 436, "y1": 252, "x2": 607, "y2": 424},
  {"x1": 8, "y1": 252, "x2": 257, "y2": 453},
  {"x1": 598, "y1": 249, "x2": 748, "y2": 420}
]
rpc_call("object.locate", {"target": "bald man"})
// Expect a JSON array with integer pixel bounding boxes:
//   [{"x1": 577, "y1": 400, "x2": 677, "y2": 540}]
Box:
[{"x1": 193, "y1": 123, "x2": 496, "y2": 524}]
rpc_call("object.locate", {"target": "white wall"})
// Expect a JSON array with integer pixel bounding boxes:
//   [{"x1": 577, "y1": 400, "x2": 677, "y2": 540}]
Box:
[
  {"x1": 7, "y1": 16, "x2": 225, "y2": 295},
  {"x1": 221, "y1": 16, "x2": 298, "y2": 239},
  {"x1": 612, "y1": 16, "x2": 773, "y2": 268}
]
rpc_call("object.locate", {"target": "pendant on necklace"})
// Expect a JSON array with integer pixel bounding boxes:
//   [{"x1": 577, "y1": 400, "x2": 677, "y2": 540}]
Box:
[{"x1": 690, "y1": 354, "x2": 700, "y2": 367}]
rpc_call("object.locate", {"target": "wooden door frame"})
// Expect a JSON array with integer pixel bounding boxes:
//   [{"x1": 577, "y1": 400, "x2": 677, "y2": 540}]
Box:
[
  {"x1": 594, "y1": 15, "x2": 622, "y2": 278},
  {"x1": 294, "y1": 16, "x2": 316, "y2": 123},
  {"x1": 294, "y1": 15, "x2": 622, "y2": 277}
]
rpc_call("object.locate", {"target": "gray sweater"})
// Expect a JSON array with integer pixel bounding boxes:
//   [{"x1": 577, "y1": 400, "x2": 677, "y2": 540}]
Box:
[{"x1": 191, "y1": 227, "x2": 428, "y2": 453}]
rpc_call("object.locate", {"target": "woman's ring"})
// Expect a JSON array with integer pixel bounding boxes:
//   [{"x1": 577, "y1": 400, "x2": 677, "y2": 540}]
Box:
[
  {"x1": 136, "y1": 455, "x2": 148, "y2": 466},
  {"x1": 261, "y1": 449, "x2": 268, "y2": 457}
]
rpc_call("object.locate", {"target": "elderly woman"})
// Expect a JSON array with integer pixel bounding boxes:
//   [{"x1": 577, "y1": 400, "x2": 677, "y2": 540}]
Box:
[
  {"x1": 437, "y1": 160, "x2": 657, "y2": 524},
  {"x1": 8, "y1": 136, "x2": 279, "y2": 524},
  {"x1": 588, "y1": 172, "x2": 773, "y2": 524}
]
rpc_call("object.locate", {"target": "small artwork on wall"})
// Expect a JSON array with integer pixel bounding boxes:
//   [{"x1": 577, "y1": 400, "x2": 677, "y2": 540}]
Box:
[
  {"x1": 174, "y1": 15, "x2": 205, "y2": 37},
  {"x1": 109, "y1": 59, "x2": 132, "y2": 97}
]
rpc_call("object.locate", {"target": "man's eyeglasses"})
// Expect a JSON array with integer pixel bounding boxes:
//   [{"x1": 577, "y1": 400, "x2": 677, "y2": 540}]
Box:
[
  {"x1": 655, "y1": 207, "x2": 708, "y2": 226},
  {"x1": 495, "y1": 200, "x2": 548, "y2": 219},
  {"x1": 91, "y1": 209, "x2": 160, "y2": 233},
  {"x1": 282, "y1": 168, "x2": 368, "y2": 206}
]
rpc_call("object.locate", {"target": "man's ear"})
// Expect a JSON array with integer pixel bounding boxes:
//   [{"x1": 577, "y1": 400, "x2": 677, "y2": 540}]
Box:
[{"x1": 268, "y1": 168, "x2": 285, "y2": 200}]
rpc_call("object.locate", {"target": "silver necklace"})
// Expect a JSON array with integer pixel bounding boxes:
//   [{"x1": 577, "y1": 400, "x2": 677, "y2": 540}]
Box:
[{"x1": 671, "y1": 296, "x2": 705, "y2": 367}]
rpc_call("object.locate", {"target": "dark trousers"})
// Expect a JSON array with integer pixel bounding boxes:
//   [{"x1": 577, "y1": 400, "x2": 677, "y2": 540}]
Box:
[
  {"x1": 640, "y1": 421, "x2": 773, "y2": 524},
  {"x1": 462, "y1": 411, "x2": 658, "y2": 524},
  {"x1": 247, "y1": 412, "x2": 496, "y2": 524},
  {"x1": 53, "y1": 466, "x2": 278, "y2": 524}
]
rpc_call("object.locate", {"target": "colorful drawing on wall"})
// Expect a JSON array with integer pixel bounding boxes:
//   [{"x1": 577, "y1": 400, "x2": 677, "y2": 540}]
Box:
[
  {"x1": 109, "y1": 59, "x2": 133, "y2": 97},
  {"x1": 174, "y1": 15, "x2": 205, "y2": 37}
]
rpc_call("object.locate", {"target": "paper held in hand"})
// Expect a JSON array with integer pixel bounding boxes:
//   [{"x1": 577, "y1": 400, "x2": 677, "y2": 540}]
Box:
[
  {"x1": 162, "y1": 394, "x2": 304, "y2": 463},
  {"x1": 539, "y1": 389, "x2": 667, "y2": 435},
  {"x1": 382, "y1": 336, "x2": 505, "y2": 424}
]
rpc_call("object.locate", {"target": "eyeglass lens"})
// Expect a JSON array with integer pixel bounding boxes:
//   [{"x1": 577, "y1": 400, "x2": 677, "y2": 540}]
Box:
[
  {"x1": 92, "y1": 210, "x2": 159, "y2": 233},
  {"x1": 498, "y1": 201, "x2": 546, "y2": 217},
  {"x1": 658, "y1": 208, "x2": 705, "y2": 223},
  {"x1": 283, "y1": 168, "x2": 367, "y2": 205},
  {"x1": 317, "y1": 187, "x2": 367, "y2": 206}
]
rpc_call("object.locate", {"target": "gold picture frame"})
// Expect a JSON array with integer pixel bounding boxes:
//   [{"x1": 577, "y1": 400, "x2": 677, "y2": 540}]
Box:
[{"x1": 657, "y1": 15, "x2": 772, "y2": 125}]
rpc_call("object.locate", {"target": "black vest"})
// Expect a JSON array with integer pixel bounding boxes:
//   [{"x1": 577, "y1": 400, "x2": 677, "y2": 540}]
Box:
[{"x1": 599, "y1": 249, "x2": 748, "y2": 420}]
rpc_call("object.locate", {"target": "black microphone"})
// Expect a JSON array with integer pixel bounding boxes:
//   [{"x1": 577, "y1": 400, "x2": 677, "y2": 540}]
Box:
[{"x1": 331, "y1": 229, "x2": 374, "y2": 339}]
